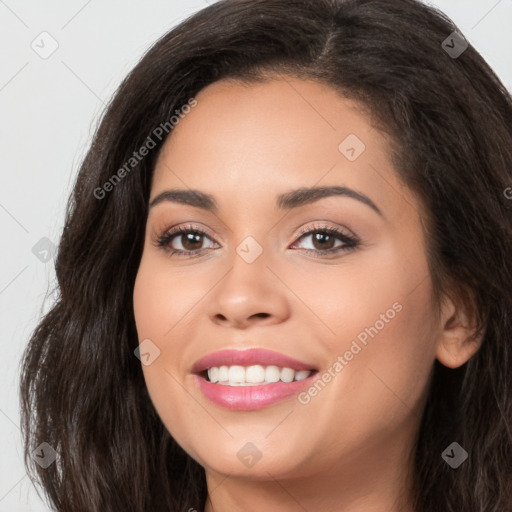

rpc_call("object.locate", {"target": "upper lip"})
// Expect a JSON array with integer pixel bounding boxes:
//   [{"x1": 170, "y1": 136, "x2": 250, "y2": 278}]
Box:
[{"x1": 192, "y1": 348, "x2": 317, "y2": 374}]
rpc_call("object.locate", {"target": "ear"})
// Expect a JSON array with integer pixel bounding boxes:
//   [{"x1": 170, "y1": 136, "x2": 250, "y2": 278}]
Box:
[{"x1": 435, "y1": 287, "x2": 484, "y2": 369}]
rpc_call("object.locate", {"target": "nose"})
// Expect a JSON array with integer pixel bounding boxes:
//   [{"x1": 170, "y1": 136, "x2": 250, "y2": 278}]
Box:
[{"x1": 206, "y1": 250, "x2": 290, "y2": 329}]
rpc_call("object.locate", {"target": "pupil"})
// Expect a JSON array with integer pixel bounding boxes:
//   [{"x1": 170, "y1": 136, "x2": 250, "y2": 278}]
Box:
[
  {"x1": 313, "y1": 233, "x2": 333, "y2": 250},
  {"x1": 183, "y1": 233, "x2": 202, "y2": 251}
]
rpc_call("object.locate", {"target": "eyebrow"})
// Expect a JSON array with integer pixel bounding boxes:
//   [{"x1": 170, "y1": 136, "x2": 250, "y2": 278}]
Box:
[{"x1": 149, "y1": 185, "x2": 383, "y2": 217}]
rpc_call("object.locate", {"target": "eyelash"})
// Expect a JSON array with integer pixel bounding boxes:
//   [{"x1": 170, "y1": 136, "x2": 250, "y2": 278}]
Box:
[{"x1": 154, "y1": 223, "x2": 360, "y2": 259}]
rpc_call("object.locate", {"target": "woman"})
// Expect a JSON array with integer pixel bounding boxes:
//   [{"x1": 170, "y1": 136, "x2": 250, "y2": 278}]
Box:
[{"x1": 19, "y1": 0, "x2": 512, "y2": 510}]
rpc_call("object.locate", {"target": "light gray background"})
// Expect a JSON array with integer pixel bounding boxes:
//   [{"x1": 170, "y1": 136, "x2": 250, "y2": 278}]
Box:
[{"x1": 1, "y1": 1, "x2": 511, "y2": 510}]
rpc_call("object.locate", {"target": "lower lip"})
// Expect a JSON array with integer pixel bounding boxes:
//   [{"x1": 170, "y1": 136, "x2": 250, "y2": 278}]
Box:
[{"x1": 194, "y1": 373, "x2": 317, "y2": 410}]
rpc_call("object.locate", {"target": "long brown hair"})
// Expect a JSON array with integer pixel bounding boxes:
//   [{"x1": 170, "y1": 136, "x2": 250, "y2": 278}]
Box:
[{"x1": 19, "y1": 0, "x2": 512, "y2": 510}]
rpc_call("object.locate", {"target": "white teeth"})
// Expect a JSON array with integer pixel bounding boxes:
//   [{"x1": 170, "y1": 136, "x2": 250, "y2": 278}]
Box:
[
  {"x1": 246, "y1": 365, "x2": 265, "y2": 383},
  {"x1": 228, "y1": 365, "x2": 245, "y2": 383},
  {"x1": 208, "y1": 367, "x2": 219, "y2": 383},
  {"x1": 280, "y1": 367, "x2": 295, "y2": 383},
  {"x1": 205, "y1": 365, "x2": 312, "y2": 385},
  {"x1": 294, "y1": 370, "x2": 311, "y2": 381},
  {"x1": 265, "y1": 365, "x2": 281, "y2": 383},
  {"x1": 218, "y1": 365, "x2": 229, "y2": 382}
]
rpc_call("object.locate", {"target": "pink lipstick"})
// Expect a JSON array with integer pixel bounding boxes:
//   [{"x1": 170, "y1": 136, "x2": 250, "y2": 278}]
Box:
[{"x1": 192, "y1": 348, "x2": 318, "y2": 410}]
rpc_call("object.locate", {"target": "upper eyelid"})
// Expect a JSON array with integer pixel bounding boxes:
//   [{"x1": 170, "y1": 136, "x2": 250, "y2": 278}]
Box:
[
  {"x1": 162, "y1": 222, "x2": 350, "y2": 236},
  {"x1": 296, "y1": 222, "x2": 357, "y2": 238}
]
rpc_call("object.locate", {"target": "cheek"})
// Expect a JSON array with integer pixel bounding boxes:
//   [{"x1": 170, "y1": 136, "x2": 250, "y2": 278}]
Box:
[
  {"x1": 132, "y1": 254, "x2": 203, "y2": 340},
  {"x1": 303, "y1": 244, "x2": 437, "y2": 425},
  {"x1": 316, "y1": 277, "x2": 437, "y2": 430},
  {"x1": 132, "y1": 255, "x2": 211, "y2": 449},
  {"x1": 141, "y1": 361, "x2": 209, "y2": 465}
]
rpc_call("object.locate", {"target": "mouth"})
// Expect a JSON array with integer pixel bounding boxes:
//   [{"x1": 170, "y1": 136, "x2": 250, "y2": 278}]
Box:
[
  {"x1": 192, "y1": 349, "x2": 319, "y2": 410},
  {"x1": 200, "y1": 365, "x2": 317, "y2": 386}
]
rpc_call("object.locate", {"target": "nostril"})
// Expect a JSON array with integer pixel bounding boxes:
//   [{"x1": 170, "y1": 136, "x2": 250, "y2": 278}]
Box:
[{"x1": 252, "y1": 313, "x2": 270, "y2": 319}]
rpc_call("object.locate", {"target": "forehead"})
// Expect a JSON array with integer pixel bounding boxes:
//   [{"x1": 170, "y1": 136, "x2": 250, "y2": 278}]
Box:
[
  {"x1": 151, "y1": 76, "x2": 417, "y2": 223},
  {"x1": 157, "y1": 76, "x2": 375, "y2": 166}
]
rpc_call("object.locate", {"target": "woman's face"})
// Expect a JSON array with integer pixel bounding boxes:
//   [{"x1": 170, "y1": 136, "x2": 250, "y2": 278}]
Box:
[{"x1": 133, "y1": 76, "x2": 443, "y2": 485}]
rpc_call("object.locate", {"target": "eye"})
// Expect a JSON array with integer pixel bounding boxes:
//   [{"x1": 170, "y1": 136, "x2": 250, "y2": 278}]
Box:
[
  {"x1": 154, "y1": 224, "x2": 218, "y2": 257},
  {"x1": 154, "y1": 223, "x2": 360, "y2": 258},
  {"x1": 290, "y1": 223, "x2": 360, "y2": 257}
]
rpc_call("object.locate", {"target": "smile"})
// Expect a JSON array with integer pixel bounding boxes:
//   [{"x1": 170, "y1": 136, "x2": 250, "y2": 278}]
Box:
[
  {"x1": 192, "y1": 348, "x2": 319, "y2": 410},
  {"x1": 205, "y1": 365, "x2": 312, "y2": 385}
]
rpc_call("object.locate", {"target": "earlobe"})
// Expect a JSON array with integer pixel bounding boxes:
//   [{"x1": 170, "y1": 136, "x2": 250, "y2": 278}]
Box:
[{"x1": 435, "y1": 290, "x2": 484, "y2": 369}]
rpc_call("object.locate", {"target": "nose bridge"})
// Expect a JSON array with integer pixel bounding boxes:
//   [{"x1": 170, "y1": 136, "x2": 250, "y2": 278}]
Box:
[
  {"x1": 224, "y1": 205, "x2": 291, "y2": 287},
  {"x1": 234, "y1": 232, "x2": 267, "y2": 266},
  {"x1": 211, "y1": 198, "x2": 287, "y2": 284},
  {"x1": 224, "y1": 232, "x2": 270, "y2": 293},
  {"x1": 205, "y1": 228, "x2": 287, "y2": 324},
  {"x1": 220, "y1": 200, "x2": 275, "y2": 264}
]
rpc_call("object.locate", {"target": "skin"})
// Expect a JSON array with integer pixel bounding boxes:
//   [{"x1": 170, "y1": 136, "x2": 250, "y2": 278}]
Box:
[{"x1": 132, "y1": 76, "x2": 482, "y2": 512}]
